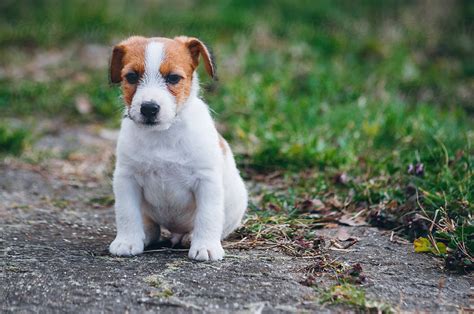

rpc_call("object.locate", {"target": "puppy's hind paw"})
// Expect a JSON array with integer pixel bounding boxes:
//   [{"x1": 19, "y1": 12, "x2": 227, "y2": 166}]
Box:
[
  {"x1": 109, "y1": 237, "x2": 144, "y2": 256},
  {"x1": 188, "y1": 240, "x2": 224, "y2": 261},
  {"x1": 170, "y1": 232, "x2": 192, "y2": 248}
]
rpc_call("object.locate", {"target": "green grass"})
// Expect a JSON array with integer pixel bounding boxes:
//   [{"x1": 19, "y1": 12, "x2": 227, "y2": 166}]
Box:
[
  {"x1": 319, "y1": 284, "x2": 393, "y2": 312},
  {"x1": 0, "y1": 0, "x2": 472, "y2": 266},
  {"x1": 0, "y1": 72, "x2": 122, "y2": 123},
  {"x1": 0, "y1": 123, "x2": 29, "y2": 156}
]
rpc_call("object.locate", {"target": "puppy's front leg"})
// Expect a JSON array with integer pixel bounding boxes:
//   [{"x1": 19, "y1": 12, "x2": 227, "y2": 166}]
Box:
[
  {"x1": 189, "y1": 174, "x2": 225, "y2": 261},
  {"x1": 109, "y1": 172, "x2": 145, "y2": 256}
]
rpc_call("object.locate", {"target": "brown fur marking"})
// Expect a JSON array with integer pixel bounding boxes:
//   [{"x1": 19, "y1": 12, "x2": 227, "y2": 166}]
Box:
[{"x1": 110, "y1": 36, "x2": 214, "y2": 107}]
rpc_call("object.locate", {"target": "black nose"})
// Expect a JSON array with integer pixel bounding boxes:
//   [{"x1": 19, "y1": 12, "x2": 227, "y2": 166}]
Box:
[{"x1": 140, "y1": 101, "x2": 160, "y2": 118}]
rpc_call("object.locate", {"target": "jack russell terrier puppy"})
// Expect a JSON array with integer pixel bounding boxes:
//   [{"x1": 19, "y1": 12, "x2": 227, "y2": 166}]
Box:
[{"x1": 108, "y1": 36, "x2": 248, "y2": 261}]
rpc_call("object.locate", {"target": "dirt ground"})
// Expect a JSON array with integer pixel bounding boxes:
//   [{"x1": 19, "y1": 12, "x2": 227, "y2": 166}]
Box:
[{"x1": 1, "y1": 123, "x2": 472, "y2": 313}]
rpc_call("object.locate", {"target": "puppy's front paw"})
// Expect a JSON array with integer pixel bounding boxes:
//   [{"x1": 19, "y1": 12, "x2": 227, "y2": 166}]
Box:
[
  {"x1": 188, "y1": 240, "x2": 224, "y2": 261},
  {"x1": 109, "y1": 237, "x2": 144, "y2": 256}
]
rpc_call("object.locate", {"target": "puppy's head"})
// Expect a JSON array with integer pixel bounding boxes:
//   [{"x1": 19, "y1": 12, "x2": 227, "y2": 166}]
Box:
[{"x1": 110, "y1": 36, "x2": 215, "y2": 130}]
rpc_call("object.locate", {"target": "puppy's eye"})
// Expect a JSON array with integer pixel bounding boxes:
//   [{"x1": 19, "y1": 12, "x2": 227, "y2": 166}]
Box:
[
  {"x1": 165, "y1": 74, "x2": 182, "y2": 85},
  {"x1": 125, "y1": 72, "x2": 139, "y2": 84}
]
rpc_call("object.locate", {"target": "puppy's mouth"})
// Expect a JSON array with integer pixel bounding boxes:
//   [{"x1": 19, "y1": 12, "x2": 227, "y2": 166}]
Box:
[
  {"x1": 143, "y1": 119, "x2": 158, "y2": 126},
  {"x1": 138, "y1": 119, "x2": 161, "y2": 128},
  {"x1": 125, "y1": 113, "x2": 160, "y2": 126}
]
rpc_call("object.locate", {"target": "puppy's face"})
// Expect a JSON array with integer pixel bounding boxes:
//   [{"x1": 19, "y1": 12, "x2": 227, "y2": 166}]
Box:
[{"x1": 110, "y1": 36, "x2": 215, "y2": 130}]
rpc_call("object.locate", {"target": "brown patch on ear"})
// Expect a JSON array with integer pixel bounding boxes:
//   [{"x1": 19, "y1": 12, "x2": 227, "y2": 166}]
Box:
[
  {"x1": 110, "y1": 45, "x2": 125, "y2": 84},
  {"x1": 110, "y1": 36, "x2": 148, "y2": 85},
  {"x1": 110, "y1": 36, "x2": 148, "y2": 106},
  {"x1": 176, "y1": 36, "x2": 216, "y2": 78}
]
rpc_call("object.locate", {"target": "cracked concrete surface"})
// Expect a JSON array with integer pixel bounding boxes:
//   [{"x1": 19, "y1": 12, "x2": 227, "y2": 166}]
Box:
[{"x1": 1, "y1": 124, "x2": 472, "y2": 312}]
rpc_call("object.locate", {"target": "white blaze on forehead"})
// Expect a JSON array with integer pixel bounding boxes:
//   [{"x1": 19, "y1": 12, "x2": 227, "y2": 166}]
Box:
[{"x1": 144, "y1": 41, "x2": 165, "y2": 84}]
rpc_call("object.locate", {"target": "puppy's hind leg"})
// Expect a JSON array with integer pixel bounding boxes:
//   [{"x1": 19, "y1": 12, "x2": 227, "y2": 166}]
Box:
[
  {"x1": 170, "y1": 233, "x2": 184, "y2": 247},
  {"x1": 170, "y1": 232, "x2": 192, "y2": 248},
  {"x1": 141, "y1": 199, "x2": 161, "y2": 248},
  {"x1": 143, "y1": 214, "x2": 161, "y2": 248}
]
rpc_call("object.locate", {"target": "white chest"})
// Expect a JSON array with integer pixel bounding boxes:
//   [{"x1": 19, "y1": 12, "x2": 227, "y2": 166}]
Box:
[
  {"x1": 130, "y1": 151, "x2": 197, "y2": 233},
  {"x1": 115, "y1": 108, "x2": 219, "y2": 233}
]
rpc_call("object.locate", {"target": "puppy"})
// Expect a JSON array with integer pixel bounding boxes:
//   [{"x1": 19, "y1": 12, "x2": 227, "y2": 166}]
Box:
[{"x1": 108, "y1": 36, "x2": 248, "y2": 261}]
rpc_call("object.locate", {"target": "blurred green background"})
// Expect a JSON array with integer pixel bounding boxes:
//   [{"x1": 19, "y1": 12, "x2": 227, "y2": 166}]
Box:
[{"x1": 0, "y1": 0, "x2": 472, "y2": 262}]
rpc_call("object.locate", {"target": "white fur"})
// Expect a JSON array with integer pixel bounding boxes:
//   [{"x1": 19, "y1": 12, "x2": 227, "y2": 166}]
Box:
[
  {"x1": 144, "y1": 41, "x2": 164, "y2": 81},
  {"x1": 109, "y1": 41, "x2": 248, "y2": 261},
  {"x1": 127, "y1": 42, "x2": 176, "y2": 130}
]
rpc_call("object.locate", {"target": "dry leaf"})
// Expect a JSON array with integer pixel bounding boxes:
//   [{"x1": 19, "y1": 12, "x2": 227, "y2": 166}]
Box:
[
  {"x1": 296, "y1": 198, "x2": 325, "y2": 212},
  {"x1": 339, "y1": 213, "x2": 367, "y2": 226},
  {"x1": 328, "y1": 197, "x2": 343, "y2": 209},
  {"x1": 336, "y1": 227, "x2": 351, "y2": 241},
  {"x1": 267, "y1": 203, "x2": 282, "y2": 212},
  {"x1": 386, "y1": 200, "x2": 398, "y2": 210},
  {"x1": 323, "y1": 223, "x2": 340, "y2": 229}
]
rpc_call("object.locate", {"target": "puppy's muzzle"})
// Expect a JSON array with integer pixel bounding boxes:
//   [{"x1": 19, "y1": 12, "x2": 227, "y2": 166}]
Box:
[{"x1": 140, "y1": 101, "x2": 160, "y2": 122}]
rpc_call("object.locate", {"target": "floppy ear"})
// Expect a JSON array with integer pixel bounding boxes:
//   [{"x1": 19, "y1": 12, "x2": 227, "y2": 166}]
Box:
[
  {"x1": 180, "y1": 37, "x2": 216, "y2": 79},
  {"x1": 109, "y1": 45, "x2": 125, "y2": 84}
]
